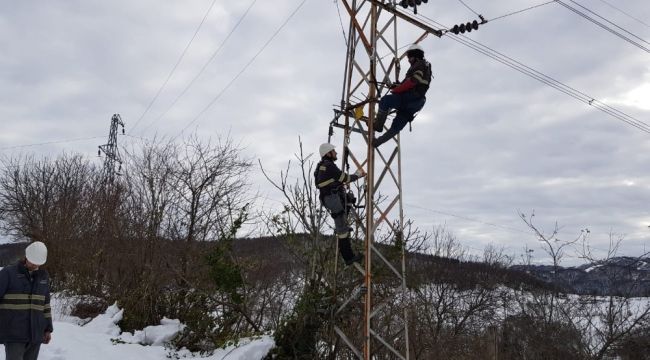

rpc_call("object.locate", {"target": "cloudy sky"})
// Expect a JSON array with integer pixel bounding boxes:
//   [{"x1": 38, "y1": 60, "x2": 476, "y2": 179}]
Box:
[{"x1": 1, "y1": 0, "x2": 648, "y2": 265}]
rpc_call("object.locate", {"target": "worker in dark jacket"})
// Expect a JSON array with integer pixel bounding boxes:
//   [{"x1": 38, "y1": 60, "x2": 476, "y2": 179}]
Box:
[
  {"x1": 373, "y1": 43, "x2": 432, "y2": 147},
  {"x1": 315, "y1": 143, "x2": 366, "y2": 265},
  {"x1": 0, "y1": 241, "x2": 52, "y2": 360}
]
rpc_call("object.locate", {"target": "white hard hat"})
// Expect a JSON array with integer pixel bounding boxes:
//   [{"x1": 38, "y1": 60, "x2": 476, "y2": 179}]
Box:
[
  {"x1": 319, "y1": 143, "x2": 336, "y2": 158},
  {"x1": 405, "y1": 44, "x2": 425, "y2": 58},
  {"x1": 407, "y1": 43, "x2": 424, "y2": 52},
  {"x1": 26, "y1": 241, "x2": 47, "y2": 266}
]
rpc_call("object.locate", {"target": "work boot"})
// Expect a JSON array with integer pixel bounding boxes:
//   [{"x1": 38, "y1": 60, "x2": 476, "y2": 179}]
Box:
[
  {"x1": 373, "y1": 109, "x2": 388, "y2": 133},
  {"x1": 338, "y1": 236, "x2": 355, "y2": 262},
  {"x1": 372, "y1": 127, "x2": 399, "y2": 148},
  {"x1": 345, "y1": 254, "x2": 364, "y2": 266}
]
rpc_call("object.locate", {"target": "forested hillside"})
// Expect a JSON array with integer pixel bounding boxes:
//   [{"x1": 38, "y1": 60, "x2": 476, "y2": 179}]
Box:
[{"x1": 1, "y1": 141, "x2": 648, "y2": 359}]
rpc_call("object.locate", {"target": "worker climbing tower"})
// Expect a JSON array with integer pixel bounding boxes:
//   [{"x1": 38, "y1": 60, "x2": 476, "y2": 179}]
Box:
[{"x1": 328, "y1": 1, "x2": 442, "y2": 359}]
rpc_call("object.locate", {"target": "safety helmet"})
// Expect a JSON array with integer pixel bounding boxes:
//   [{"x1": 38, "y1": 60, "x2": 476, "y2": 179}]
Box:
[
  {"x1": 405, "y1": 43, "x2": 425, "y2": 58},
  {"x1": 25, "y1": 241, "x2": 47, "y2": 266},
  {"x1": 319, "y1": 143, "x2": 336, "y2": 158}
]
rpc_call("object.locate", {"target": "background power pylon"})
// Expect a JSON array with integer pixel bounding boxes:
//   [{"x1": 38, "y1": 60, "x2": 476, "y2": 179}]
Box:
[
  {"x1": 98, "y1": 113, "x2": 125, "y2": 184},
  {"x1": 329, "y1": 1, "x2": 441, "y2": 359}
]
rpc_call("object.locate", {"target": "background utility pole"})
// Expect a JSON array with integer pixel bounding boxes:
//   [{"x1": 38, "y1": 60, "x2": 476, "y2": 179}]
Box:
[
  {"x1": 98, "y1": 113, "x2": 125, "y2": 184},
  {"x1": 329, "y1": 1, "x2": 441, "y2": 359}
]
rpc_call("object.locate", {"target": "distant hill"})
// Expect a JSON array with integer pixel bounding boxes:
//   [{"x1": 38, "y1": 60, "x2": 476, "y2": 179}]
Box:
[
  {"x1": 510, "y1": 256, "x2": 650, "y2": 297},
  {"x1": 233, "y1": 235, "x2": 555, "y2": 292},
  {"x1": 9, "y1": 235, "x2": 643, "y2": 297}
]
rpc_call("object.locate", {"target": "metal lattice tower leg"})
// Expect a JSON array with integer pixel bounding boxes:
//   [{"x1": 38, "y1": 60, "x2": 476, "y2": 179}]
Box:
[
  {"x1": 329, "y1": 1, "x2": 442, "y2": 359},
  {"x1": 98, "y1": 114, "x2": 125, "y2": 184}
]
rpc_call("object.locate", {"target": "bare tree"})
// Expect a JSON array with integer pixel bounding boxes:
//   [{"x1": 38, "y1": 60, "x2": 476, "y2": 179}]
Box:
[
  {"x1": 571, "y1": 232, "x2": 650, "y2": 359},
  {"x1": 122, "y1": 137, "x2": 179, "y2": 266},
  {"x1": 164, "y1": 135, "x2": 252, "y2": 276},
  {"x1": 517, "y1": 212, "x2": 650, "y2": 359},
  {"x1": 0, "y1": 154, "x2": 102, "y2": 291},
  {"x1": 259, "y1": 138, "x2": 330, "y2": 279},
  {"x1": 520, "y1": 210, "x2": 588, "y2": 323},
  {"x1": 429, "y1": 224, "x2": 466, "y2": 260}
]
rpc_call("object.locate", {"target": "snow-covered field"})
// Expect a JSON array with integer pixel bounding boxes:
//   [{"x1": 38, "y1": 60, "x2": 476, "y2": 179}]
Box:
[{"x1": 0, "y1": 296, "x2": 274, "y2": 360}]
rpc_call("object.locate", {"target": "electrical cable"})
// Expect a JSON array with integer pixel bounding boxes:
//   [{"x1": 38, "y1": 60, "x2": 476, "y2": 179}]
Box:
[
  {"x1": 0, "y1": 136, "x2": 105, "y2": 151},
  {"x1": 595, "y1": 0, "x2": 650, "y2": 29},
  {"x1": 450, "y1": 32, "x2": 650, "y2": 133},
  {"x1": 564, "y1": 0, "x2": 650, "y2": 46},
  {"x1": 456, "y1": 0, "x2": 480, "y2": 17},
  {"x1": 565, "y1": 0, "x2": 650, "y2": 46},
  {"x1": 405, "y1": 202, "x2": 530, "y2": 234},
  {"x1": 137, "y1": 0, "x2": 259, "y2": 136},
  {"x1": 412, "y1": 13, "x2": 650, "y2": 134},
  {"x1": 556, "y1": 0, "x2": 650, "y2": 53},
  {"x1": 489, "y1": 0, "x2": 556, "y2": 22},
  {"x1": 334, "y1": 0, "x2": 348, "y2": 46},
  {"x1": 406, "y1": 202, "x2": 643, "y2": 257},
  {"x1": 130, "y1": 0, "x2": 219, "y2": 134},
  {"x1": 174, "y1": 0, "x2": 310, "y2": 140}
]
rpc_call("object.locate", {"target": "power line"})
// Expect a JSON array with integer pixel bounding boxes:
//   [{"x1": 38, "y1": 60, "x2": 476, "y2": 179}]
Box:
[
  {"x1": 334, "y1": 0, "x2": 348, "y2": 46},
  {"x1": 456, "y1": 0, "x2": 480, "y2": 17},
  {"x1": 413, "y1": 13, "x2": 650, "y2": 134},
  {"x1": 561, "y1": 0, "x2": 650, "y2": 46},
  {"x1": 0, "y1": 136, "x2": 105, "y2": 151},
  {"x1": 556, "y1": 0, "x2": 650, "y2": 53},
  {"x1": 137, "y1": 0, "x2": 259, "y2": 136},
  {"x1": 489, "y1": 0, "x2": 556, "y2": 22},
  {"x1": 595, "y1": 0, "x2": 650, "y2": 29},
  {"x1": 130, "y1": 0, "x2": 219, "y2": 134},
  {"x1": 175, "y1": 0, "x2": 310, "y2": 140},
  {"x1": 454, "y1": 33, "x2": 650, "y2": 132},
  {"x1": 405, "y1": 202, "x2": 530, "y2": 235},
  {"x1": 405, "y1": 202, "x2": 643, "y2": 258}
]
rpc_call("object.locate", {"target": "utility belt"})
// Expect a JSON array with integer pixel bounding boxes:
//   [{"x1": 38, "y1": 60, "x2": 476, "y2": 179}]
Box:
[
  {"x1": 320, "y1": 186, "x2": 356, "y2": 209},
  {"x1": 319, "y1": 184, "x2": 343, "y2": 202}
]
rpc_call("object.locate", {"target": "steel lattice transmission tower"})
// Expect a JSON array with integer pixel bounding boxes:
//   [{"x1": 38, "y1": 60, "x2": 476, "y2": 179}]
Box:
[
  {"x1": 328, "y1": 1, "x2": 441, "y2": 359},
  {"x1": 98, "y1": 114, "x2": 125, "y2": 184}
]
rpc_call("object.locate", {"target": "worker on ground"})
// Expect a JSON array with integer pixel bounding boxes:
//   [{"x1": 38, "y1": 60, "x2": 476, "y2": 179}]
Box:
[
  {"x1": 0, "y1": 241, "x2": 53, "y2": 360},
  {"x1": 315, "y1": 143, "x2": 366, "y2": 265},
  {"x1": 373, "y1": 43, "x2": 432, "y2": 147}
]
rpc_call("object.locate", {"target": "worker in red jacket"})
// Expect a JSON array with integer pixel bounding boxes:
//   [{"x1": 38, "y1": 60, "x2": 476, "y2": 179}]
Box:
[
  {"x1": 373, "y1": 44, "x2": 432, "y2": 147},
  {"x1": 0, "y1": 242, "x2": 52, "y2": 360}
]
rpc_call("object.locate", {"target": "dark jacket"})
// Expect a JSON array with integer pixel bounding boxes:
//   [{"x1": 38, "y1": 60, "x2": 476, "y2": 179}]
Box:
[
  {"x1": 314, "y1": 157, "x2": 359, "y2": 198},
  {"x1": 402, "y1": 58, "x2": 432, "y2": 98},
  {"x1": 0, "y1": 261, "x2": 53, "y2": 344}
]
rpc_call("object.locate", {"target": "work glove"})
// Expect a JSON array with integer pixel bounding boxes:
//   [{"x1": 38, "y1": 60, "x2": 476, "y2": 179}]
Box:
[
  {"x1": 354, "y1": 169, "x2": 366, "y2": 177},
  {"x1": 388, "y1": 80, "x2": 400, "y2": 89}
]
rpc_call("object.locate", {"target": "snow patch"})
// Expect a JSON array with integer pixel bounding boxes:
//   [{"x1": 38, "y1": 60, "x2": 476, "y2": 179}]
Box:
[
  {"x1": 82, "y1": 302, "x2": 123, "y2": 336},
  {"x1": 119, "y1": 317, "x2": 185, "y2": 346},
  {"x1": 0, "y1": 300, "x2": 274, "y2": 360}
]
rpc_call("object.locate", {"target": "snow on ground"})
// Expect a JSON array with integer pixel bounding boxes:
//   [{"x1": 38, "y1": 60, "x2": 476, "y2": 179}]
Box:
[{"x1": 0, "y1": 296, "x2": 274, "y2": 360}]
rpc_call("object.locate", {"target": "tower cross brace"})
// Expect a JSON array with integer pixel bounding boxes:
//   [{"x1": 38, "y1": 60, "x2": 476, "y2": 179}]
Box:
[{"x1": 328, "y1": 1, "x2": 441, "y2": 359}]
